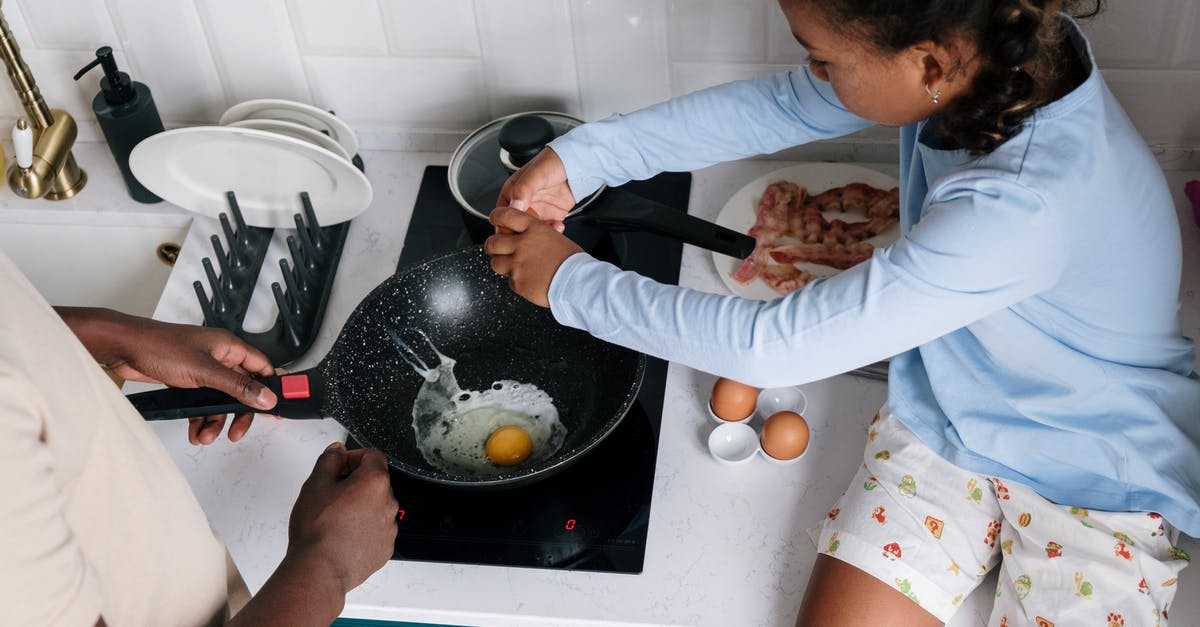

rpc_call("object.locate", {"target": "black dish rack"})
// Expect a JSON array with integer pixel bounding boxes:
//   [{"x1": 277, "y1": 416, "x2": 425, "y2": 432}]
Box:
[{"x1": 191, "y1": 190, "x2": 350, "y2": 367}]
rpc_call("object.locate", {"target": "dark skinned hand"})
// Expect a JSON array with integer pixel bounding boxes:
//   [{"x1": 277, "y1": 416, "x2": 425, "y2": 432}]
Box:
[
  {"x1": 485, "y1": 206, "x2": 584, "y2": 307},
  {"x1": 56, "y1": 307, "x2": 278, "y2": 445},
  {"x1": 287, "y1": 443, "x2": 399, "y2": 593}
]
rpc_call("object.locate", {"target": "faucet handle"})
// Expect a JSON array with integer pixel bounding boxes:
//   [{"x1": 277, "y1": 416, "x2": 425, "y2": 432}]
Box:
[{"x1": 12, "y1": 118, "x2": 31, "y2": 168}]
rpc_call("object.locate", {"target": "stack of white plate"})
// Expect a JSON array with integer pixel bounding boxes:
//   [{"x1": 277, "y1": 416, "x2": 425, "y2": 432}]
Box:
[{"x1": 129, "y1": 99, "x2": 372, "y2": 229}]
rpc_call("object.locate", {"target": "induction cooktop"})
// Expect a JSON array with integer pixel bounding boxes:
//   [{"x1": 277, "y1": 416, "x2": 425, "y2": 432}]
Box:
[{"x1": 353, "y1": 165, "x2": 689, "y2": 574}]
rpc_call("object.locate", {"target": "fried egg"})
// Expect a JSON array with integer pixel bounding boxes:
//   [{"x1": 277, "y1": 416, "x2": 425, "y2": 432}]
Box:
[{"x1": 394, "y1": 329, "x2": 566, "y2": 476}]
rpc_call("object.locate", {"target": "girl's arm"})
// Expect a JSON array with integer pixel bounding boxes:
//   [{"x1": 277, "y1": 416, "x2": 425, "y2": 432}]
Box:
[
  {"x1": 546, "y1": 176, "x2": 1064, "y2": 387},
  {"x1": 549, "y1": 67, "x2": 871, "y2": 201}
]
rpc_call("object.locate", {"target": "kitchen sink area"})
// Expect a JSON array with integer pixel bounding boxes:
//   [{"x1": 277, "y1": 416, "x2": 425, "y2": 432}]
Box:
[{"x1": 0, "y1": 143, "x2": 190, "y2": 317}]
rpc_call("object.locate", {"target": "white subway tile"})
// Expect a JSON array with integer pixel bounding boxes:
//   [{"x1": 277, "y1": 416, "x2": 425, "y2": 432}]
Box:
[
  {"x1": 1104, "y1": 69, "x2": 1200, "y2": 146},
  {"x1": 765, "y1": 0, "x2": 805, "y2": 65},
  {"x1": 1175, "y1": 3, "x2": 1200, "y2": 68},
  {"x1": 571, "y1": 0, "x2": 670, "y2": 120},
  {"x1": 381, "y1": 0, "x2": 479, "y2": 57},
  {"x1": 670, "y1": 61, "x2": 789, "y2": 97},
  {"x1": 1082, "y1": 1, "x2": 1179, "y2": 67},
  {"x1": 304, "y1": 56, "x2": 488, "y2": 129},
  {"x1": 17, "y1": 0, "x2": 119, "y2": 49},
  {"x1": 475, "y1": 0, "x2": 580, "y2": 117},
  {"x1": 105, "y1": 0, "x2": 227, "y2": 122},
  {"x1": 668, "y1": 0, "x2": 765, "y2": 63},
  {"x1": 2, "y1": 2, "x2": 36, "y2": 49},
  {"x1": 288, "y1": 0, "x2": 388, "y2": 56},
  {"x1": 198, "y1": 0, "x2": 311, "y2": 104}
]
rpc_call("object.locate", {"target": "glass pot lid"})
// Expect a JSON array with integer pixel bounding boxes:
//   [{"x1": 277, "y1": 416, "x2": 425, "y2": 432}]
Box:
[{"x1": 448, "y1": 111, "x2": 591, "y2": 221}]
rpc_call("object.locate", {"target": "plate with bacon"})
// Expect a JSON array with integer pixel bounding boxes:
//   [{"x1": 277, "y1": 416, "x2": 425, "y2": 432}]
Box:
[{"x1": 714, "y1": 163, "x2": 901, "y2": 300}]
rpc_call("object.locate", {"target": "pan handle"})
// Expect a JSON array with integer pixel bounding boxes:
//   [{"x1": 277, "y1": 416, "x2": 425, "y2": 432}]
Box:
[
  {"x1": 127, "y1": 370, "x2": 326, "y2": 421},
  {"x1": 585, "y1": 188, "x2": 756, "y2": 259}
]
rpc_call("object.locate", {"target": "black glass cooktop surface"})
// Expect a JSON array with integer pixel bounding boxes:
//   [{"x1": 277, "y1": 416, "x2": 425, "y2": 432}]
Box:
[{"x1": 358, "y1": 165, "x2": 689, "y2": 573}]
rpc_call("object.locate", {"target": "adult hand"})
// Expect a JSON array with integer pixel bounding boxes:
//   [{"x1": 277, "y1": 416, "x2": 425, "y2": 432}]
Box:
[
  {"x1": 496, "y1": 147, "x2": 576, "y2": 231},
  {"x1": 485, "y1": 206, "x2": 584, "y2": 308},
  {"x1": 226, "y1": 443, "x2": 399, "y2": 627},
  {"x1": 57, "y1": 307, "x2": 277, "y2": 445},
  {"x1": 287, "y1": 443, "x2": 398, "y2": 593}
]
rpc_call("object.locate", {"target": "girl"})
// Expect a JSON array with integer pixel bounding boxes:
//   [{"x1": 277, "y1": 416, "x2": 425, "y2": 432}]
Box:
[{"x1": 485, "y1": 1, "x2": 1199, "y2": 625}]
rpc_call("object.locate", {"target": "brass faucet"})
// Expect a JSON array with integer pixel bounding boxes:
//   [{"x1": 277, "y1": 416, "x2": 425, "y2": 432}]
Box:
[{"x1": 0, "y1": 2, "x2": 86, "y2": 200}]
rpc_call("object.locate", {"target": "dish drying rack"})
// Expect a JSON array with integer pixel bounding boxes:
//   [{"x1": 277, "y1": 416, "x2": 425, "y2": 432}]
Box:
[{"x1": 192, "y1": 190, "x2": 350, "y2": 366}]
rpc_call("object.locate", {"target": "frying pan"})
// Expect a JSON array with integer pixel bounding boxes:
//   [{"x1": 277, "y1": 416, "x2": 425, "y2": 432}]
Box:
[
  {"x1": 448, "y1": 112, "x2": 756, "y2": 259},
  {"x1": 127, "y1": 246, "x2": 646, "y2": 489}
]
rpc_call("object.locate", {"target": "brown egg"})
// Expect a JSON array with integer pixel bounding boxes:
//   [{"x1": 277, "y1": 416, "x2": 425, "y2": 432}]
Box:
[
  {"x1": 710, "y1": 377, "x2": 758, "y2": 422},
  {"x1": 760, "y1": 410, "x2": 810, "y2": 460}
]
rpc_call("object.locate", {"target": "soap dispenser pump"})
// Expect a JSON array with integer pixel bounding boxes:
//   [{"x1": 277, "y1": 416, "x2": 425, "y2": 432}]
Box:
[{"x1": 73, "y1": 46, "x2": 163, "y2": 203}]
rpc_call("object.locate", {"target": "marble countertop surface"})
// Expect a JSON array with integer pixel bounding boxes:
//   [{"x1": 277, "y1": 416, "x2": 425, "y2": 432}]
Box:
[{"x1": 29, "y1": 141, "x2": 1195, "y2": 626}]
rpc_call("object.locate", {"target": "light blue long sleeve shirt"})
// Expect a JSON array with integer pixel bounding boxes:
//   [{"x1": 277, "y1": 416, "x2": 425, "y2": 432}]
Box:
[{"x1": 546, "y1": 23, "x2": 1200, "y2": 535}]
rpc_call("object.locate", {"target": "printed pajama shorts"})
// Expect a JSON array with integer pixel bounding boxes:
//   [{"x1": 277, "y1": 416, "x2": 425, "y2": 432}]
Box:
[{"x1": 813, "y1": 405, "x2": 1191, "y2": 626}]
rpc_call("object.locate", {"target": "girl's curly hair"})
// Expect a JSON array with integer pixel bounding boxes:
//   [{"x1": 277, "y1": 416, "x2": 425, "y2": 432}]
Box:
[{"x1": 812, "y1": 0, "x2": 1103, "y2": 155}]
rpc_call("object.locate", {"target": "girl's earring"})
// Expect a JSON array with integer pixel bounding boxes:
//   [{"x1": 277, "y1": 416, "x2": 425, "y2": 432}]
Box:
[{"x1": 924, "y1": 84, "x2": 941, "y2": 105}]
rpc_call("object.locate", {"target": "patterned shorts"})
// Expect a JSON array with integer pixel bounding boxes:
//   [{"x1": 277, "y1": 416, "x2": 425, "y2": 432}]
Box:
[{"x1": 813, "y1": 406, "x2": 1191, "y2": 626}]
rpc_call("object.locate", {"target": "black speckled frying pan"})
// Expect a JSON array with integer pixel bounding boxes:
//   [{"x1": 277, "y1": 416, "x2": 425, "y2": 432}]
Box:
[{"x1": 127, "y1": 246, "x2": 645, "y2": 489}]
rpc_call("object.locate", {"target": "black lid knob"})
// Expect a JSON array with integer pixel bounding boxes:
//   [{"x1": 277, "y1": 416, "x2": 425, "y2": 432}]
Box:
[
  {"x1": 74, "y1": 46, "x2": 136, "y2": 105},
  {"x1": 498, "y1": 115, "x2": 556, "y2": 168}
]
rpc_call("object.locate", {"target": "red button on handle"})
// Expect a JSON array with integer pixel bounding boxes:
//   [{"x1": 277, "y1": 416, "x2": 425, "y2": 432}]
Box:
[{"x1": 281, "y1": 374, "x2": 311, "y2": 400}]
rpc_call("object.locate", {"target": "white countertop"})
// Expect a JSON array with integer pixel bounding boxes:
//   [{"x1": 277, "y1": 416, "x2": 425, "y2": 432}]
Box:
[{"x1": 15, "y1": 142, "x2": 1195, "y2": 626}]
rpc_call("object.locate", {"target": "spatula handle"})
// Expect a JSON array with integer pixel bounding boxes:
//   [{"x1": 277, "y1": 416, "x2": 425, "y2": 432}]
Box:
[{"x1": 127, "y1": 371, "x2": 325, "y2": 421}]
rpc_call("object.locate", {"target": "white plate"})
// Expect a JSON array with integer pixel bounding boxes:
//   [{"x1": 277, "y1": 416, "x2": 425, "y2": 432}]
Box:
[
  {"x1": 219, "y1": 99, "x2": 359, "y2": 157},
  {"x1": 713, "y1": 163, "x2": 900, "y2": 301},
  {"x1": 227, "y1": 118, "x2": 352, "y2": 162},
  {"x1": 129, "y1": 126, "x2": 372, "y2": 229}
]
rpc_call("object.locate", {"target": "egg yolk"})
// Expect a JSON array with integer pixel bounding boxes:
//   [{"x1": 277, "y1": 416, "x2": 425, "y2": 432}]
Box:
[{"x1": 485, "y1": 425, "x2": 533, "y2": 466}]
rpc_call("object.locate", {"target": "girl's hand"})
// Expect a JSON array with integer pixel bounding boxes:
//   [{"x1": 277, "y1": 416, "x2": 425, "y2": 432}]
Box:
[
  {"x1": 496, "y1": 147, "x2": 576, "y2": 231},
  {"x1": 485, "y1": 206, "x2": 584, "y2": 308},
  {"x1": 57, "y1": 307, "x2": 278, "y2": 444}
]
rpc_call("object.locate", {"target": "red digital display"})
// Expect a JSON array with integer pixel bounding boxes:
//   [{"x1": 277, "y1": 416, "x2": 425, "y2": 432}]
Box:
[
  {"x1": 397, "y1": 509, "x2": 406, "y2": 520},
  {"x1": 565, "y1": 519, "x2": 576, "y2": 531}
]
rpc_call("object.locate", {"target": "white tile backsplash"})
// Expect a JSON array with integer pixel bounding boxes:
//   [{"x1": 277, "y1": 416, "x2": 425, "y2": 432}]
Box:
[
  {"x1": 305, "y1": 56, "x2": 487, "y2": 130},
  {"x1": 198, "y1": 0, "x2": 311, "y2": 105},
  {"x1": 1175, "y1": 3, "x2": 1200, "y2": 68},
  {"x1": 668, "y1": 0, "x2": 765, "y2": 63},
  {"x1": 288, "y1": 0, "x2": 388, "y2": 56},
  {"x1": 765, "y1": 0, "x2": 806, "y2": 65},
  {"x1": 105, "y1": 0, "x2": 227, "y2": 122},
  {"x1": 0, "y1": 1, "x2": 1193, "y2": 160},
  {"x1": 381, "y1": 0, "x2": 479, "y2": 58},
  {"x1": 475, "y1": 0, "x2": 580, "y2": 118},
  {"x1": 571, "y1": 0, "x2": 670, "y2": 121},
  {"x1": 15, "y1": 0, "x2": 118, "y2": 50},
  {"x1": 1104, "y1": 69, "x2": 1200, "y2": 146},
  {"x1": 1081, "y1": 0, "x2": 1181, "y2": 67}
]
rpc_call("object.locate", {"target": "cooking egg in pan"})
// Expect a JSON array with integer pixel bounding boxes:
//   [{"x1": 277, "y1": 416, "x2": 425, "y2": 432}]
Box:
[{"x1": 393, "y1": 329, "x2": 566, "y2": 476}]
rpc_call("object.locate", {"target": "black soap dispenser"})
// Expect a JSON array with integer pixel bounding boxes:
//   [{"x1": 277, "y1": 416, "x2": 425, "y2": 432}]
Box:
[{"x1": 73, "y1": 46, "x2": 164, "y2": 203}]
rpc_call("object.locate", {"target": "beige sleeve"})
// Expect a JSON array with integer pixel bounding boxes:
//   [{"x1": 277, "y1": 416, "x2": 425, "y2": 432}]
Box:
[{"x1": 0, "y1": 364, "x2": 103, "y2": 627}]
